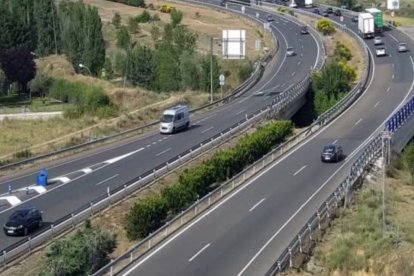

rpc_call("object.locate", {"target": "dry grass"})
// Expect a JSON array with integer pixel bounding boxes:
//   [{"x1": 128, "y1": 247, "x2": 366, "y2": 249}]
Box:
[
  {"x1": 1, "y1": 119, "x2": 259, "y2": 276},
  {"x1": 0, "y1": 0, "x2": 273, "y2": 157},
  {"x1": 285, "y1": 167, "x2": 414, "y2": 276}
]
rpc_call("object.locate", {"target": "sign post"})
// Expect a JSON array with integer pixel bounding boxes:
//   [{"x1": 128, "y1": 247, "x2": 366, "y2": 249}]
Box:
[{"x1": 219, "y1": 74, "x2": 225, "y2": 98}]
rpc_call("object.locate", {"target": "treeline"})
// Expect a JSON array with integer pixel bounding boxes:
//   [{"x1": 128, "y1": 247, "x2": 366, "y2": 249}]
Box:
[
  {"x1": 110, "y1": 9, "x2": 224, "y2": 93},
  {"x1": 125, "y1": 120, "x2": 293, "y2": 239}
]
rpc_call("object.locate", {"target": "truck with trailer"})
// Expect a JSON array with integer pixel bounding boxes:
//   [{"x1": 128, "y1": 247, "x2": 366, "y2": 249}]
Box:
[
  {"x1": 365, "y1": 8, "x2": 383, "y2": 32},
  {"x1": 358, "y1": 13, "x2": 375, "y2": 39}
]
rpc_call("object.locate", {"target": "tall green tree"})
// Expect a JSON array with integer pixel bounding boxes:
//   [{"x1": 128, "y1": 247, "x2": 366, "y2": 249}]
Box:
[
  {"x1": 116, "y1": 26, "x2": 131, "y2": 50},
  {"x1": 200, "y1": 54, "x2": 220, "y2": 92},
  {"x1": 153, "y1": 41, "x2": 180, "y2": 91},
  {"x1": 59, "y1": 2, "x2": 105, "y2": 75},
  {"x1": 0, "y1": 4, "x2": 33, "y2": 50},
  {"x1": 128, "y1": 46, "x2": 154, "y2": 88},
  {"x1": 179, "y1": 51, "x2": 199, "y2": 90},
  {"x1": 34, "y1": 0, "x2": 61, "y2": 56}
]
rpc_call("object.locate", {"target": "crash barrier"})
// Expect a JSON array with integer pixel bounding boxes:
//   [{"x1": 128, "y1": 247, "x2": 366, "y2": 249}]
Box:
[{"x1": 265, "y1": 133, "x2": 384, "y2": 275}]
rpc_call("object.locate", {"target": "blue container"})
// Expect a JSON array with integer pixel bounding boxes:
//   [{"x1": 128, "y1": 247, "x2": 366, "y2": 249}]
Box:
[{"x1": 36, "y1": 169, "x2": 48, "y2": 186}]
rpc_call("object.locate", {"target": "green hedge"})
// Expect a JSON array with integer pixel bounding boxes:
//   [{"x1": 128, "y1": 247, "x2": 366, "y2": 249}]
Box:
[{"x1": 125, "y1": 120, "x2": 293, "y2": 240}]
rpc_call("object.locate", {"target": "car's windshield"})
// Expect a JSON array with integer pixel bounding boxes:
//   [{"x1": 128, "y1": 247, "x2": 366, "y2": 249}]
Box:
[
  {"x1": 161, "y1": 114, "x2": 174, "y2": 123},
  {"x1": 10, "y1": 210, "x2": 29, "y2": 220},
  {"x1": 323, "y1": 146, "x2": 335, "y2": 153},
  {"x1": 400, "y1": 43, "x2": 406, "y2": 47}
]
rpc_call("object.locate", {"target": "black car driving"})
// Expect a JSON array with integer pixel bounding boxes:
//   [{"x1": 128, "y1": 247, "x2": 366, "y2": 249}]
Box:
[
  {"x1": 321, "y1": 144, "x2": 343, "y2": 163},
  {"x1": 3, "y1": 207, "x2": 43, "y2": 236}
]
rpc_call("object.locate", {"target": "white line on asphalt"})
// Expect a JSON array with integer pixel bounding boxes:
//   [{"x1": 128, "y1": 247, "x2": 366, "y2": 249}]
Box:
[
  {"x1": 81, "y1": 168, "x2": 93, "y2": 174},
  {"x1": 392, "y1": 64, "x2": 395, "y2": 68},
  {"x1": 387, "y1": 87, "x2": 391, "y2": 92},
  {"x1": 302, "y1": 45, "x2": 304, "y2": 49},
  {"x1": 96, "y1": 174, "x2": 119, "y2": 186},
  {"x1": 300, "y1": 53, "x2": 303, "y2": 57},
  {"x1": 50, "y1": 176, "x2": 71, "y2": 183},
  {"x1": 291, "y1": 72, "x2": 296, "y2": 77},
  {"x1": 297, "y1": 61, "x2": 301, "y2": 66},
  {"x1": 293, "y1": 165, "x2": 307, "y2": 176},
  {"x1": 158, "y1": 139, "x2": 163, "y2": 142},
  {"x1": 392, "y1": 74, "x2": 395, "y2": 79},
  {"x1": 249, "y1": 198, "x2": 266, "y2": 212},
  {"x1": 332, "y1": 140, "x2": 338, "y2": 145},
  {"x1": 105, "y1": 148, "x2": 144, "y2": 164},
  {"x1": 152, "y1": 142, "x2": 157, "y2": 145},
  {"x1": 236, "y1": 109, "x2": 246, "y2": 115},
  {"x1": 155, "y1": 148, "x2": 171, "y2": 157},
  {"x1": 281, "y1": 83, "x2": 285, "y2": 87},
  {"x1": 355, "y1": 118, "x2": 362, "y2": 126},
  {"x1": 146, "y1": 145, "x2": 151, "y2": 148},
  {"x1": 389, "y1": 54, "x2": 392, "y2": 58},
  {"x1": 388, "y1": 33, "x2": 398, "y2": 42},
  {"x1": 201, "y1": 127, "x2": 214, "y2": 134},
  {"x1": 238, "y1": 97, "x2": 249, "y2": 104},
  {"x1": 374, "y1": 101, "x2": 380, "y2": 108},
  {"x1": 188, "y1": 243, "x2": 211, "y2": 262}
]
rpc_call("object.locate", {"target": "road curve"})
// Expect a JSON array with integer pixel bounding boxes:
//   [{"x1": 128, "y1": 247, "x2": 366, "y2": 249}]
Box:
[
  {"x1": 120, "y1": 4, "x2": 414, "y2": 276},
  {"x1": 0, "y1": 2, "x2": 319, "y2": 254}
]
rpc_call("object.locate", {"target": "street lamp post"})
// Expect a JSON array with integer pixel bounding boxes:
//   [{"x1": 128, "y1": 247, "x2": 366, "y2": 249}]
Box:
[
  {"x1": 210, "y1": 37, "x2": 221, "y2": 103},
  {"x1": 79, "y1": 63, "x2": 92, "y2": 76}
]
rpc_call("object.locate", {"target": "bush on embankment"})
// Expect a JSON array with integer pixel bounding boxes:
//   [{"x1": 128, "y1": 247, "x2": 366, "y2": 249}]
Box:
[
  {"x1": 48, "y1": 78, "x2": 118, "y2": 118},
  {"x1": 125, "y1": 120, "x2": 293, "y2": 239}
]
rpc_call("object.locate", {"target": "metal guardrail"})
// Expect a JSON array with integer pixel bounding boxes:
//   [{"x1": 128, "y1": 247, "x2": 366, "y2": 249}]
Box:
[{"x1": 0, "y1": 1, "x2": 313, "y2": 269}]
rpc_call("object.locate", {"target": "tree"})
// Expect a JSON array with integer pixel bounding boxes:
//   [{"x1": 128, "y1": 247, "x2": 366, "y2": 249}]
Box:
[
  {"x1": 0, "y1": 5, "x2": 33, "y2": 50},
  {"x1": 112, "y1": 12, "x2": 121, "y2": 28},
  {"x1": 128, "y1": 46, "x2": 154, "y2": 88},
  {"x1": 0, "y1": 49, "x2": 36, "y2": 95},
  {"x1": 179, "y1": 51, "x2": 199, "y2": 90},
  {"x1": 173, "y1": 25, "x2": 198, "y2": 56},
  {"x1": 34, "y1": 0, "x2": 61, "y2": 56},
  {"x1": 153, "y1": 41, "x2": 180, "y2": 91},
  {"x1": 199, "y1": 54, "x2": 220, "y2": 92},
  {"x1": 116, "y1": 26, "x2": 131, "y2": 50},
  {"x1": 59, "y1": 2, "x2": 106, "y2": 75},
  {"x1": 170, "y1": 9, "x2": 183, "y2": 27},
  {"x1": 316, "y1": 18, "x2": 336, "y2": 36},
  {"x1": 127, "y1": 16, "x2": 140, "y2": 34}
]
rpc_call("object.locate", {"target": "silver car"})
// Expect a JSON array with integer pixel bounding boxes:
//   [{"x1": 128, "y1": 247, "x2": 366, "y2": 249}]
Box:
[
  {"x1": 286, "y1": 47, "x2": 295, "y2": 56},
  {"x1": 398, "y1": 42, "x2": 408, "y2": 52},
  {"x1": 375, "y1": 46, "x2": 386, "y2": 57},
  {"x1": 374, "y1": 36, "x2": 382, "y2": 45}
]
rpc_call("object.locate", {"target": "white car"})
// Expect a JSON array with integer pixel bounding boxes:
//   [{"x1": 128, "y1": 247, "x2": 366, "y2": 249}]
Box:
[
  {"x1": 289, "y1": 2, "x2": 298, "y2": 8},
  {"x1": 286, "y1": 47, "x2": 295, "y2": 56},
  {"x1": 375, "y1": 47, "x2": 386, "y2": 57},
  {"x1": 374, "y1": 36, "x2": 382, "y2": 45},
  {"x1": 398, "y1": 42, "x2": 408, "y2": 52}
]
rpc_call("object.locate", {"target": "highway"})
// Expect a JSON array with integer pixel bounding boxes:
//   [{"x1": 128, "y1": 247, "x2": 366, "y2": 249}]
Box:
[
  {"x1": 0, "y1": 2, "x2": 319, "y2": 254},
  {"x1": 120, "y1": 3, "x2": 414, "y2": 276}
]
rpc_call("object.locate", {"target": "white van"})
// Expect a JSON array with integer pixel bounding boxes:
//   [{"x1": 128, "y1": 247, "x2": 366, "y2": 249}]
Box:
[{"x1": 159, "y1": 105, "x2": 190, "y2": 134}]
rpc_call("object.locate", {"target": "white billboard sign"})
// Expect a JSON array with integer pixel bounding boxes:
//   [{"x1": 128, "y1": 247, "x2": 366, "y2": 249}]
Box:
[
  {"x1": 222, "y1": 30, "x2": 246, "y2": 59},
  {"x1": 387, "y1": 0, "x2": 399, "y2": 10}
]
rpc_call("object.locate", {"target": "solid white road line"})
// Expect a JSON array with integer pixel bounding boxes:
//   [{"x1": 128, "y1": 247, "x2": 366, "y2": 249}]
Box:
[
  {"x1": 388, "y1": 34, "x2": 398, "y2": 42},
  {"x1": 0, "y1": 196, "x2": 21, "y2": 206},
  {"x1": 238, "y1": 97, "x2": 249, "y2": 104},
  {"x1": 249, "y1": 198, "x2": 266, "y2": 212},
  {"x1": 105, "y1": 148, "x2": 144, "y2": 164},
  {"x1": 392, "y1": 74, "x2": 395, "y2": 79},
  {"x1": 332, "y1": 140, "x2": 338, "y2": 145},
  {"x1": 81, "y1": 168, "x2": 93, "y2": 174},
  {"x1": 155, "y1": 148, "x2": 171, "y2": 157},
  {"x1": 51, "y1": 176, "x2": 71, "y2": 183},
  {"x1": 96, "y1": 174, "x2": 119, "y2": 186},
  {"x1": 291, "y1": 72, "x2": 296, "y2": 77},
  {"x1": 354, "y1": 118, "x2": 362, "y2": 126},
  {"x1": 293, "y1": 165, "x2": 307, "y2": 176},
  {"x1": 374, "y1": 101, "x2": 380, "y2": 108},
  {"x1": 188, "y1": 243, "x2": 211, "y2": 262},
  {"x1": 236, "y1": 109, "x2": 246, "y2": 115},
  {"x1": 387, "y1": 87, "x2": 391, "y2": 92},
  {"x1": 201, "y1": 127, "x2": 214, "y2": 134},
  {"x1": 297, "y1": 61, "x2": 301, "y2": 66}
]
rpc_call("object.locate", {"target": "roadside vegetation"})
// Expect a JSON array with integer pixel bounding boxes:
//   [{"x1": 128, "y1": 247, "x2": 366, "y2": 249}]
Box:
[
  {"x1": 0, "y1": 0, "x2": 271, "y2": 160},
  {"x1": 286, "y1": 142, "x2": 414, "y2": 275}
]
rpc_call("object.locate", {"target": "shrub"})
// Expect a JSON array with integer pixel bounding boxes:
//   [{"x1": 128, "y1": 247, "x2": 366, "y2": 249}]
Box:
[
  {"x1": 238, "y1": 60, "x2": 254, "y2": 82},
  {"x1": 112, "y1": 12, "x2": 121, "y2": 28},
  {"x1": 135, "y1": 10, "x2": 152, "y2": 23},
  {"x1": 116, "y1": 26, "x2": 131, "y2": 50},
  {"x1": 334, "y1": 42, "x2": 352, "y2": 61},
  {"x1": 29, "y1": 71, "x2": 52, "y2": 97},
  {"x1": 316, "y1": 18, "x2": 336, "y2": 35}
]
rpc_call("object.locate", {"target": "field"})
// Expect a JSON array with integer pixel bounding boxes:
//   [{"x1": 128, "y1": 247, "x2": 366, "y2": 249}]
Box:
[{"x1": 0, "y1": 0, "x2": 273, "y2": 159}]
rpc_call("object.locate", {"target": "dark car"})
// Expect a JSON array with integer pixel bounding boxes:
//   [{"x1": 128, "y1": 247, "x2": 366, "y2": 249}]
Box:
[
  {"x1": 267, "y1": 15, "x2": 274, "y2": 22},
  {"x1": 326, "y1": 7, "x2": 333, "y2": 13},
  {"x1": 322, "y1": 11, "x2": 329, "y2": 17},
  {"x1": 3, "y1": 207, "x2": 43, "y2": 236},
  {"x1": 352, "y1": 15, "x2": 358, "y2": 22},
  {"x1": 321, "y1": 144, "x2": 343, "y2": 163},
  {"x1": 334, "y1": 9, "x2": 342, "y2": 16},
  {"x1": 313, "y1": 8, "x2": 320, "y2": 14},
  {"x1": 300, "y1": 26, "x2": 309, "y2": 34}
]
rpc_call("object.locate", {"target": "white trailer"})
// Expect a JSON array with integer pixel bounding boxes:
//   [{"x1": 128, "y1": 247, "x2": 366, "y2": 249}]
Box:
[
  {"x1": 304, "y1": 0, "x2": 313, "y2": 8},
  {"x1": 358, "y1": 13, "x2": 374, "y2": 39}
]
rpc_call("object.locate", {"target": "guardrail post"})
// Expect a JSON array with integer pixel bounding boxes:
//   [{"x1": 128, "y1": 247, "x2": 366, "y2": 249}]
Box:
[
  {"x1": 148, "y1": 237, "x2": 151, "y2": 249},
  {"x1": 28, "y1": 237, "x2": 32, "y2": 252},
  {"x1": 3, "y1": 250, "x2": 6, "y2": 268},
  {"x1": 220, "y1": 188, "x2": 223, "y2": 197},
  {"x1": 165, "y1": 222, "x2": 169, "y2": 236},
  {"x1": 262, "y1": 159, "x2": 265, "y2": 168},
  {"x1": 253, "y1": 165, "x2": 256, "y2": 174},
  {"x1": 298, "y1": 234, "x2": 302, "y2": 254},
  {"x1": 90, "y1": 202, "x2": 94, "y2": 216},
  {"x1": 272, "y1": 152, "x2": 274, "y2": 161},
  {"x1": 124, "y1": 184, "x2": 128, "y2": 197},
  {"x1": 51, "y1": 224, "x2": 55, "y2": 239},
  {"x1": 288, "y1": 247, "x2": 293, "y2": 268},
  {"x1": 317, "y1": 212, "x2": 321, "y2": 230},
  {"x1": 243, "y1": 172, "x2": 246, "y2": 181},
  {"x1": 71, "y1": 213, "x2": 75, "y2": 228},
  {"x1": 153, "y1": 169, "x2": 156, "y2": 179},
  {"x1": 130, "y1": 252, "x2": 133, "y2": 262},
  {"x1": 307, "y1": 223, "x2": 312, "y2": 241},
  {"x1": 277, "y1": 261, "x2": 282, "y2": 275},
  {"x1": 180, "y1": 211, "x2": 184, "y2": 226},
  {"x1": 334, "y1": 192, "x2": 339, "y2": 208},
  {"x1": 208, "y1": 193, "x2": 211, "y2": 206},
  {"x1": 326, "y1": 202, "x2": 330, "y2": 218},
  {"x1": 232, "y1": 179, "x2": 235, "y2": 189},
  {"x1": 107, "y1": 187, "x2": 111, "y2": 204},
  {"x1": 110, "y1": 265, "x2": 113, "y2": 276}
]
